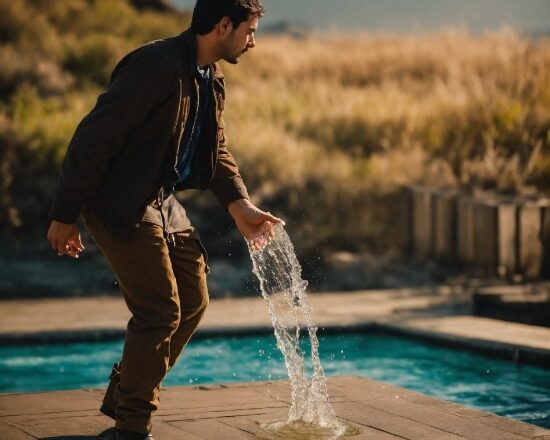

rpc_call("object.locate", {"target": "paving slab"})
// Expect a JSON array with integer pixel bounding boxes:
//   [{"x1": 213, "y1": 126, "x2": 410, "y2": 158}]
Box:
[
  {"x1": 377, "y1": 314, "x2": 550, "y2": 367},
  {"x1": 382, "y1": 315, "x2": 550, "y2": 351},
  {"x1": 1, "y1": 376, "x2": 548, "y2": 440},
  {"x1": 0, "y1": 288, "x2": 466, "y2": 336}
]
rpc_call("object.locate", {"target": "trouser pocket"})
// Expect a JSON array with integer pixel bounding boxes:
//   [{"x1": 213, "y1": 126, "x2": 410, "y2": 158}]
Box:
[
  {"x1": 169, "y1": 228, "x2": 210, "y2": 275},
  {"x1": 193, "y1": 237, "x2": 210, "y2": 274}
]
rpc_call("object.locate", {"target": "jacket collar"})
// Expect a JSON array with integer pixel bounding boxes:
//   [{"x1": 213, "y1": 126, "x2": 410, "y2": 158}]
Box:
[{"x1": 180, "y1": 28, "x2": 225, "y2": 80}]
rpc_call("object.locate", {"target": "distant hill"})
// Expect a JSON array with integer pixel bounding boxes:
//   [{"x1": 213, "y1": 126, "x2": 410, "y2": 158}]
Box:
[
  {"x1": 131, "y1": 0, "x2": 178, "y2": 13},
  {"x1": 260, "y1": 21, "x2": 311, "y2": 38},
  {"x1": 529, "y1": 29, "x2": 550, "y2": 38},
  {"x1": 171, "y1": 0, "x2": 550, "y2": 35}
]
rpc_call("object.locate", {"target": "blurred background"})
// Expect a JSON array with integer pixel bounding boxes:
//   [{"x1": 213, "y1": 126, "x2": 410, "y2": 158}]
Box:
[{"x1": 0, "y1": 0, "x2": 549, "y2": 301}]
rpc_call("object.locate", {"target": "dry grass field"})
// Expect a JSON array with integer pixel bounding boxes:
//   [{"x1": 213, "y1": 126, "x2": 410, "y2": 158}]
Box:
[
  {"x1": 227, "y1": 29, "x2": 550, "y2": 195},
  {"x1": 219, "y1": 29, "x2": 550, "y2": 253},
  {"x1": 1, "y1": 0, "x2": 549, "y2": 257}
]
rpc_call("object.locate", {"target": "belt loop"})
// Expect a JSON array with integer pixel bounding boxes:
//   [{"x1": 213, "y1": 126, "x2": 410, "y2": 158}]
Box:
[
  {"x1": 158, "y1": 186, "x2": 171, "y2": 244},
  {"x1": 157, "y1": 187, "x2": 164, "y2": 208}
]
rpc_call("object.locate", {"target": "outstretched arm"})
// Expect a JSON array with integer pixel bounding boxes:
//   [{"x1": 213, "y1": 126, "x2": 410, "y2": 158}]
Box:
[{"x1": 208, "y1": 74, "x2": 284, "y2": 249}]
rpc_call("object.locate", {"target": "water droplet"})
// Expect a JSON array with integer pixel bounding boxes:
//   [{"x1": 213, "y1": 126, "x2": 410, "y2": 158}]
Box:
[
  {"x1": 189, "y1": 379, "x2": 193, "y2": 383},
  {"x1": 259, "y1": 349, "x2": 265, "y2": 356}
]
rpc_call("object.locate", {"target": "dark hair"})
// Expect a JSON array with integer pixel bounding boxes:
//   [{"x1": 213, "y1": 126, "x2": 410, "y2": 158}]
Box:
[{"x1": 191, "y1": 0, "x2": 265, "y2": 35}]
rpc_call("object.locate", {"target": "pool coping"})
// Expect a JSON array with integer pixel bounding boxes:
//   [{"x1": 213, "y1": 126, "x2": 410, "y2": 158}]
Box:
[
  {"x1": 1, "y1": 290, "x2": 549, "y2": 369},
  {"x1": 369, "y1": 321, "x2": 550, "y2": 368},
  {"x1": 2, "y1": 319, "x2": 550, "y2": 369}
]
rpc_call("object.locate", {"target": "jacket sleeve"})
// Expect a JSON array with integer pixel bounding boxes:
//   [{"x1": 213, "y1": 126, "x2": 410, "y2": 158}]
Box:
[
  {"x1": 208, "y1": 116, "x2": 250, "y2": 209},
  {"x1": 49, "y1": 52, "x2": 169, "y2": 224},
  {"x1": 208, "y1": 76, "x2": 250, "y2": 209}
]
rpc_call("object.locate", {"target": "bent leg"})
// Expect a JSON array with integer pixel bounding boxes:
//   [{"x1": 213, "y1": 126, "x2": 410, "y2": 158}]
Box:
[
  {"x1": 167, "y1": 230, "x2": 209, "y2": 370},
  {"x1": 83, "y1": 209, "x2": 180, "y2": 434}
]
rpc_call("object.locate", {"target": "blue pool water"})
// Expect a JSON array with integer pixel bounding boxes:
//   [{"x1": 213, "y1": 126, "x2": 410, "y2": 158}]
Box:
[{"x1": 1, "y1": 332, "x2": 548, "y2": 429}]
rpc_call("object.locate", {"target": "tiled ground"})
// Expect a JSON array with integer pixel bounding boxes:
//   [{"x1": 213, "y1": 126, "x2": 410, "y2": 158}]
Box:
[{"x1": 1, "y1": 376, "x2": 549, "y2": 439}]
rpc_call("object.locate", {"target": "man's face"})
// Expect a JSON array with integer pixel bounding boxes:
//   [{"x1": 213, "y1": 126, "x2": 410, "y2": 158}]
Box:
[{"x1": 221, "y1": 15, "x2": 259, "y2": 64}]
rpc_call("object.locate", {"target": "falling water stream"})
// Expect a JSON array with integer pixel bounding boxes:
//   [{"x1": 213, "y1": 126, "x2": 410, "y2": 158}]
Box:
[{"x1": 248, "y1": 224, "x2": 359, "y2": 439}]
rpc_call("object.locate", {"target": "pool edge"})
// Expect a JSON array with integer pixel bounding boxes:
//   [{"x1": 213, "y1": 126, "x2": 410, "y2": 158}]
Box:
[{"x1": 1, "y1": 320, "x2": 549, "y2": 369}]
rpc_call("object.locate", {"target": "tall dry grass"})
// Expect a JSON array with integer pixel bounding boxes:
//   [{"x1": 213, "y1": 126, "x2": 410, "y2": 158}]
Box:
[
  {"x1": 198, "y1": 28, "x2": 550, "y2": 256},
  {"x1": 225, "y1": 28, "x2": 550, "y2": 196}
]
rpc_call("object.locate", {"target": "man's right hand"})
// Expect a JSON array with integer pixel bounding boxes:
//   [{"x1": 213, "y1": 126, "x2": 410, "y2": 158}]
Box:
[{"x1": 47, "y1": 220, "x2": 85, "y2": 259}]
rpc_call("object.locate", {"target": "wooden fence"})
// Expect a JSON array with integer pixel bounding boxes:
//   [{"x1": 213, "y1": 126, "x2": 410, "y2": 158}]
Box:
[{"x1": 408, "y1": 186, "x2": 550, "y2": 280}]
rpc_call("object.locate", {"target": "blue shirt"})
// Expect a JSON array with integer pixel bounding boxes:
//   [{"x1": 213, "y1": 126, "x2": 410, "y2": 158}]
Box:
[{"x1": 164, "y1": 65, "x2": 211, "y2": 195}]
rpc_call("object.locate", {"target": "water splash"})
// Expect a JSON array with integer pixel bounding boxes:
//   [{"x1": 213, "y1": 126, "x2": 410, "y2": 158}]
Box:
[{"x1": 248, "y1": 224, "x2": 354, "y2": 439}]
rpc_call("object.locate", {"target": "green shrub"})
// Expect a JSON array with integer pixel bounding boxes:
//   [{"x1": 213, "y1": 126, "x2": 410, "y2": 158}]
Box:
[
  {"x1": 11, "y1": 84, "x2": 97, "y2": 162},
  {"x1": 0, "y1": 0, "x2": 64, "y2": 60},
  {"x1": 0, "y1": 46, "x2": 73, "y2": 96},
  {"x1": 63, "y1": 33, "x2": 130, "y2": 86}
]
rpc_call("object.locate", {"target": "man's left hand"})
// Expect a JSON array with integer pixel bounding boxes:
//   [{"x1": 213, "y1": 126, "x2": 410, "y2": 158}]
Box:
[{"x1": 228, "y1": 199, "x2": 285, "y2": 251}]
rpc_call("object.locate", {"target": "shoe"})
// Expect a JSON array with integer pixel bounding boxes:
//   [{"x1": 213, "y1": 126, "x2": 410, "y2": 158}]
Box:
[
  {"x1": 97, "y1": 427, "x2": 116, "y2": 439},
  {"x1": 116, "y1": 429, "x2": 154, "y2": 440},
  {"x1": 100, "y1": 403, "x2": 116, "y2": 420}
]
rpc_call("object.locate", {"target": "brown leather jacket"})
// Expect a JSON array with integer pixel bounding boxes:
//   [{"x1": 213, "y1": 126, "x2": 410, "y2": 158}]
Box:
[{"x1": 49, "y1": 29, "x2": 249, "y2": 240}]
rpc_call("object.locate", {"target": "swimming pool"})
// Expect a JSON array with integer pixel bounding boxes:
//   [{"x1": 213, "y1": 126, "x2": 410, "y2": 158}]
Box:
[{"x1": 1, "y1": 332, "x2": 548, "y2": 429}]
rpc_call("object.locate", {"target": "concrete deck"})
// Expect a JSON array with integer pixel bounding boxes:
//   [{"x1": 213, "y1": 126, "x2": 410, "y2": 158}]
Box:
[
  {"x1": 0, "y1": 288, "x2": 467, "y2": 335},
  {"x1": 1, "y1": 290, "x2": 550, "y2": 438},
  {"x1": 1, "y1": 289, "x2": 550, "y2": 366},
  {"x1": 473, "y1": 285, "x2": 550, "y2": 327},
  {"x1": 1, "y1": 376, "x2": 549, "y2": 439}
]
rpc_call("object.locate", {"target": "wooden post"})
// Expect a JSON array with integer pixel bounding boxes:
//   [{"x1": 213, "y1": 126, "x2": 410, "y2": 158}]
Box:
[
  {"x1": 517, "y1": 201, "x2": 543, "y2": 280},
  {"x1": 496, "y1": 202, "x2": 517, "y2": 278},
  {"x1": 457, "y1": 195, "x2": 476, "y2": 266},
  {"x1": 395, "y1": 186, "x2": 414, "y2": 254},
  {"x1": 474, "y1": 199, "x2": 498, "y2": 275},
  {"x1": 412, "y1": 186, "x2": 434, "y2": 259},
  {"x1": 539, "y1": 200, "x2": 550, "y2": 279},
  {"x1": 434, "y1": 190, "x2": 458, "y2": 261}
]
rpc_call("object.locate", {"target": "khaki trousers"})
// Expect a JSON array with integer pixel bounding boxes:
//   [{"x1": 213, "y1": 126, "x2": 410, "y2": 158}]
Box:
[{"x1": 83, "y1": 208, "x2": 209, "y2": 434}]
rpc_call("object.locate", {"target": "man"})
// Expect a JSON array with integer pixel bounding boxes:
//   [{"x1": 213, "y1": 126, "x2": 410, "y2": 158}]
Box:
[{"x1": 47, "y1": 1, "x2": 280, "y2": 439}]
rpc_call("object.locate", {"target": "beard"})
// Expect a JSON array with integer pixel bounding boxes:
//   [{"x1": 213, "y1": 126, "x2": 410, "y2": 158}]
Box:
[
  {"x1": 222, "y1": 55, "x2": 240, "y2": 65},
  {"x1": 223, "y1": 47, "x2": 248, "y2": 64}
]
